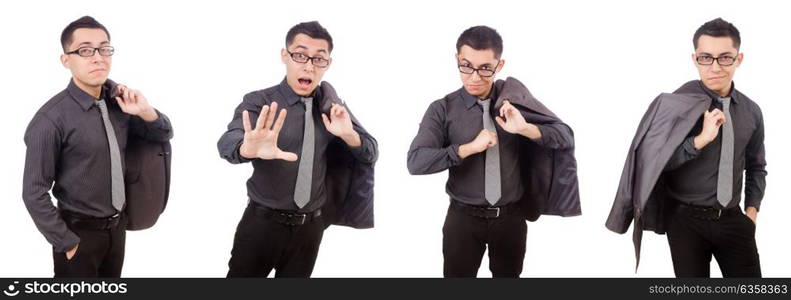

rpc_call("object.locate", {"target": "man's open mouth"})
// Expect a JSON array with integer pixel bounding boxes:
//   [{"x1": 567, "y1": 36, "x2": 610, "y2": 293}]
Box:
[{"x1": 298, "y1": 77, "x2": 313, "y2": 87}]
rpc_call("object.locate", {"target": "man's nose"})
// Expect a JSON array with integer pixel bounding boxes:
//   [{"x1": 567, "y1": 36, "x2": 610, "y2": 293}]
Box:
[
  {"x1": 710, "y1": 59, "x2": 723, "y2": 72},
  {"x1": 304, "y1": 60, "x2": 316, "y2": 72},
  {"x1": 470, "y1": 70, "x2": 482, "y2": 81}
]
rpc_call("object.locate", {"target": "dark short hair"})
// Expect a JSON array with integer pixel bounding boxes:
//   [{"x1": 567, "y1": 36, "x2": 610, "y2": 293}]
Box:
[
  {"x1": 456, "y1": 26, "x2": 503, "y2": 59},
  {"x1": 693, "y1": 18, "x2": 741, "y2": 50},
  {"x1": 285, "y1": 21, "x2": 333, "y2": 52},
  {"x1": 60, "y1": 16, "x2": 110, "y2": 52}
]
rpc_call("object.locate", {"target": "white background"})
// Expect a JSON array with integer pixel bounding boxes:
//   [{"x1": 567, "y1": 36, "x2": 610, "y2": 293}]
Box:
[{"x1": 0, "y1": 0, "x2": 788, "y2": 278}]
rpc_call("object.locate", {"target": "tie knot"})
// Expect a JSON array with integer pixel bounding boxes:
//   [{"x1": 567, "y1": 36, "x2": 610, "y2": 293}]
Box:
[
  {"x1": 719, "y1": 97, "x2": 731, "y2": 109},
  {"x1": 478, "y1": 99, "x2": 491, "y2": 111},
  {"x1": 95, "y1": 99, "x2": 106, "y2": 107},
  {"x1": 301, "y1": 97, "x2": 313, "y2": 110}
]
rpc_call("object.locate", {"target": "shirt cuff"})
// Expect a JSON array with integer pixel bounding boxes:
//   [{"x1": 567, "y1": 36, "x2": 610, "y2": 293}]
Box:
[
  {"x1": 234, "y1": 139, "x2": 254, "y2": 163},
  {"x1": 55, "y1": 230, "x2": 81, "y2": 253},
  {"x1": 347, "y1": 135, "x2": 370, "y2": 160},
  {"x1": 447, "y1": 144, "x2": 462, "y2": 166},
  {"x1": 744, "y1": 199, "x2": 762, "y2": 212},
  {"x1": 682, "y1": 136, "x2": 701, "y2": 156}
]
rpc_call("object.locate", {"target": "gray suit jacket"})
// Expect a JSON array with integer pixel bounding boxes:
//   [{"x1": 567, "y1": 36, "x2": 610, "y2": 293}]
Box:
[
  {"x1": 317, "y1": 82, "x2": 378, "y2": 229},
  {"x1": 605, "y1": 81, "x2": 712, "y2": 269},
  {"x1": 495, "y1": 77, "x2": 582, "y2": 221}
]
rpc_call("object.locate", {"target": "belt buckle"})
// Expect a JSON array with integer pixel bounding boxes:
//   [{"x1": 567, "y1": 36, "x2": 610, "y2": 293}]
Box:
[
  {"x1": 297, "y1": 213, "x2": 306, "y2": 225},
  {"x1": 282, "y1": 212, "x2": 307, "y2": 226},
  {"x1": 106, "y1": 213, "x2": 120, "y2": 229},
  {"x1": 486, "y1": 207, "x2": 500, "y2": 218},
  {"x1": 715, "y1": 208, "x2": 722, "y2": 220}
]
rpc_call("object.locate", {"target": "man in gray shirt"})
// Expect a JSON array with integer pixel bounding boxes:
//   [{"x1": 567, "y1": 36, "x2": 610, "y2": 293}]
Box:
[
  {"x1": 218, "y1": 21, "x2": 377, "y2": 277},
  {"x1": 606, "y1": 18, "x2": 765, "y2": 278},
  {"x1": 23, "y1": 16, "x2": 173, "y2": 277},
  {"x1": 408, "y1": 26, "x2": 577, "y2": 277}
]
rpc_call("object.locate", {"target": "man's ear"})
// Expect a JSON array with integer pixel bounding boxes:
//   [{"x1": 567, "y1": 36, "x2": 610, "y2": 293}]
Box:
[
  {"x1": 691, "y1": 53, "x2": 697, "y2": 66},
  {"x1": 497, "y1": 59, "x2": 506, "y2": 72},
  {"x1": 735, "y1": 52, "x2": 744, "y2": 67},
  {"x1": 60, "y1": 54, "x2": 69, "y2": 68},
  {"x1": 281, "y1": 48, "x2": 289, "y2": 64}
]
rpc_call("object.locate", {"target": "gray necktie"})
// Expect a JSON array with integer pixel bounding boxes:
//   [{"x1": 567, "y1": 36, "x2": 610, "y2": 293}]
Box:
[
  {"x1": 294, "y1": 97, "x2": 314, "y2": 209},
  {"x1": 95, "y1": 100, "x2": 126, "y2": 212},
  {"x1": 717, "y1": 97, "x2": 734, "y2": 207},
  {"x1": 478, "y1": 99, "x2": 501, "y2": 206}
]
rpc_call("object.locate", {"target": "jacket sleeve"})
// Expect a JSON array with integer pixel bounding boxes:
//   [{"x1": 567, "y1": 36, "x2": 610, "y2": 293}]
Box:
[
  {"x1": 217, "y1": 92, "x2": 262, "y2": 164},
  {"x1": 744, "y1": 106, "x2": 767, "y2": 210},
  {"x1": 22, "y1": 113, "x2": 81, "y2": 252},
  {"x1": 407, "y1": 100, "x2": 462, "y2": 175}
]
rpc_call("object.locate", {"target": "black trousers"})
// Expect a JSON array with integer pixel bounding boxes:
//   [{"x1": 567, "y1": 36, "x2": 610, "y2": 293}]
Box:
[
  {"x1": 442, "y1": 202, "x2": 527, "y2": 277},
  {"x1": 52, "y1": 214, "x2": 126, "y2": 278},
  {"x1": 227, "y1": 203, "x2": 325, "y2": 278},
  {"x1": 666, "y1": 205, "x2": 761, "y2": 277}
]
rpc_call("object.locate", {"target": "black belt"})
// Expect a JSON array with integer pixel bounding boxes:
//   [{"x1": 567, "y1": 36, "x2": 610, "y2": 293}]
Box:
[
  {"x1": 676, "y1": 203, "x2": 739, "y2": 221},
  {"x1": 61, "y1": 211, "x2": 121, "y2": 230},
  {"x1": 251, "y1": 203, "x2": 321, "y2": 226},
  {"x1": 450, "y1": 200, "x2": 516, "y2": 219}
]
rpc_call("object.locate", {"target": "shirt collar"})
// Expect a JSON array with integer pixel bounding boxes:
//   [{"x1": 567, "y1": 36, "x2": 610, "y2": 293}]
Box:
[
  {"x1": 697, "y1": 80, "x2": 739, "y2": 104},
  {"x1": 460, "y1": 84, "x2": 498, "y2": 110},
  {"x1": 277, "y1": 77, "x2": 318, "y2": 107},
  {"x1": 67, "y1": 79, "x2": 107, "y2": 111}
]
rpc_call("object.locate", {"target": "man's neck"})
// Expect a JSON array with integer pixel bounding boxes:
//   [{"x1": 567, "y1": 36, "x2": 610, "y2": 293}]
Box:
[
  {"x1": 715, "y1": 84, "x2": 732, "y2": 98},
  {"x1": 73, "y1": 77, "x2": 102, "y2": 99},
  {"x1": 477, "y1": 83, "x2": 494, "y2": 100},
  {"x1": 705, "y1": 80, "x2": 733, "y2": 98}
]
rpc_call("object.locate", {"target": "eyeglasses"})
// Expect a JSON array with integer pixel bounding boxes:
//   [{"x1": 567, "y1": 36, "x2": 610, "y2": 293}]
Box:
[
  {"x1": 65, "y1": 46, "x2": 115, "y2": 57},
  {"x1": 696, "y1": 55, "x2": 736, "y2": 66},
  {"x1": 287, "y1": 50, "x2": 330, "y2": 68},
  {"x1": 458, "y1": 62, "x2": 497, "y2": 77}
]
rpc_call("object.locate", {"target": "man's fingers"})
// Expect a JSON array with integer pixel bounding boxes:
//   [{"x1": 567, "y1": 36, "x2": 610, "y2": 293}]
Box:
[
  {"x1": 131, "y1": 90, "x2": 143, "y2": 104},
  {"x1": 335, "y1": 105, "x2": 348, "y2": 118},
  {"x1": 278, "y1": 151, "x2": 299, "y2": 162},
  {"x1": 322, "y1": 113, "x2": 331, "y2": 128},
  {"x1": 255, "y1": 105, "x2": 269, "y2": 130},
  {"x1": 264, "y1": 102, "x2": 278, "y2": 130},
  {"x1": 495, "y1": 116, "x2": 506, "y2": 129},
  {"x1": 128, "y1": 90, "x2": 137, "y2": 103},
  {"x1": 115, "y1": 96, "x2": 127, "y2": 110},
  {"x1": 272, "y1": 109, "x2": 288, "y2": 133},
  {"x1": 242, "y1": 110, "x2": 252, "y2": 132}
]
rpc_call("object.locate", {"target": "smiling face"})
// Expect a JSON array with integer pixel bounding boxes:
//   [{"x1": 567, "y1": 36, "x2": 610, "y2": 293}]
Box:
[
  {"x1": 693, "y1": 35, "x2": 743, "y2": 97},
  {"x1": 281, "y1": 33, "x2": 332, "y2": 96},
  {"x1": 457, "y1": 45, "x2": 504, "y2": 99},
  {"x1": 60, "y1": 28, "x2": 111, "y2": 96}
]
